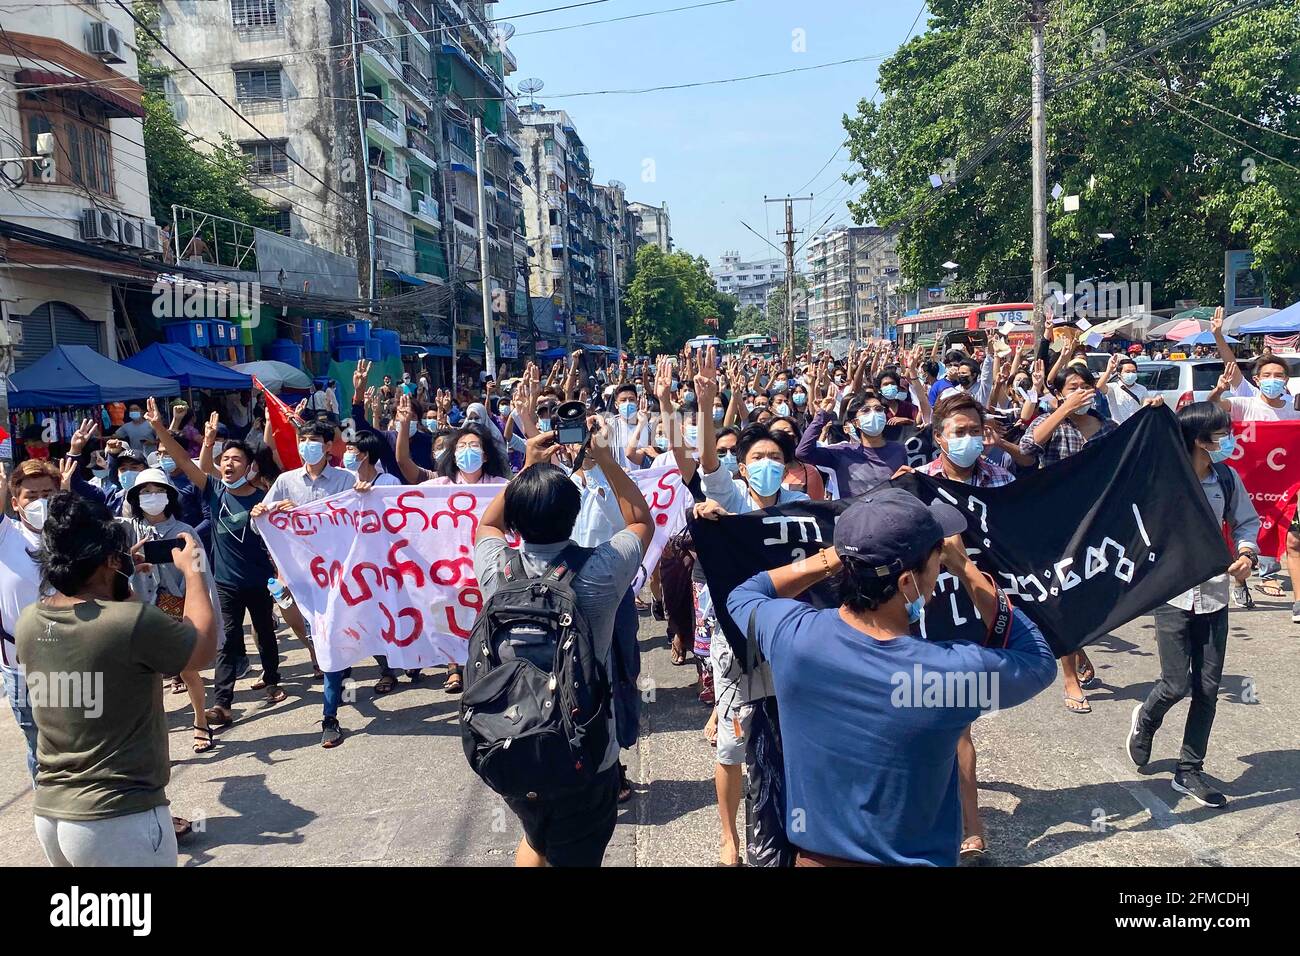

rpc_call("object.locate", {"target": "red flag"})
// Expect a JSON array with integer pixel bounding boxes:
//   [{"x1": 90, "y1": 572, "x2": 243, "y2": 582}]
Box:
[
  {"x1": 1228, "y1": 421, "x2": 1300, "y2": 560},
  {"x1": 254, "y1": 376, "x2": 302, "y2": 471}
]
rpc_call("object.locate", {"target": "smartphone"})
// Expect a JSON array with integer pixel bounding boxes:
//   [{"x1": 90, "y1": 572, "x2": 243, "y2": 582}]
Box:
[{"x1": 142, "y1": 538, "x2": 185, "y2": 565}]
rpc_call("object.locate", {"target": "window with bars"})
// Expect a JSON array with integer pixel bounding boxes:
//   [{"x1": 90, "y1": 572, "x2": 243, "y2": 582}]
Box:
[
  {"x1": 234, "y1": 68, "x2": 284, "y2": 109},
  {"x1": 270, "y1": 207, "x2": 292, "y2": 235},
  {"x1": 20, "y1": 97, "x2": 113, "y2": 196},
  {"x1": 231, "y1": 0, "x2": 278, "y2": 28},
  {"x1": 240, "y1": 140, "x2": 289, "y2": 178}
]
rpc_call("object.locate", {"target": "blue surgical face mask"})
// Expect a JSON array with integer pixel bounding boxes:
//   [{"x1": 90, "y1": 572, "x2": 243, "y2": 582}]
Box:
[
  {"x1": 537, "y1": 417, "x2": 552, "y2": 432},
  {"x1": 408, "y1": 421, "x2": 418, "y2": 437},
  {"x1": 793, "y1": 393, "x2": 807, "y2": 407},
  {"x1": 683, "y1": 390, "x2": 696, "y2": 405},
  {"x1": 119, "y1": 470, "x2": 139, "y2": 490},
  {"x1": 671, "y1": 379, "x2": 680, "y2": 390},
  {"x1": 619, "y1": 401, "x2": 637, "y2": 419},
  {"x1": 342, "y1": 451, "x2": 361, "y2": 470},
  {"x1": 655, "y1": 436, "x2": 669, "y2": 451},
  {"x1": 455, "y1": 446, "x2": 483, "y2": 473},
  {"x1": 720, "y1": 451, "x2": 739, "y2": 476},
  {"x1": 223, "y1": 473, "x2": 249, "y2": 490},
  {"x1": 904, "y1": 578, "x2": 926, "y2": 624},
  {"x1": 713, "y1": 408, "x2": 724, "y2": 424},
  {"x1": 298, "y1": 441, "x2": 326, "y2": 466},
  {"x1": 129, "y1": 410, "x2": 142, "y2": 421},
  {"x1": 160, "y1": 456, "x2": 176, "y2": 473},
  {"x1": 685, "y1": 426, "x2": 698, "y2": 445},
  {"x1": 745, "y1": 458, "x2": 785, "y2": 498},
  {"x1": 880, "y1": 384, "x2": 902, "y2": 402},
  {"x1": 945, "y1": 434, "x2": 985, "y2": 469},
  {"x1": 1209, "y1": 434, "x2": 1236, "y2": 464},
  {"x1": 857, "y1": 410, "x2": 886, "y2": 436},
  {"x1": 774, "y1": 403, "x2": 790, "y2": 417},
  {"x1": 1039, "y1": 397, "x2": 1054, "y2": 413},
  {"x1": 1259, "y1": 378, "x2": 1287, "y2": 399},
  {"x1": 772, "y1": 380, "x2": 787, "y2": 393}
]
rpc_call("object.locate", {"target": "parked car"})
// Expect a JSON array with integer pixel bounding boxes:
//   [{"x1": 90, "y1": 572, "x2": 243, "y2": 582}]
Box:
[{"x1": 1132, "y1": 359, "x2": 1226, "y2": 409}]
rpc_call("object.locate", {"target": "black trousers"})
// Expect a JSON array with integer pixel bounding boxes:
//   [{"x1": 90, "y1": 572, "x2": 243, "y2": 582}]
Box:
[
  {"x1": 214, "y1": 583, "x2": 281, "y2": 708},
  {"x1": 1139, "y1": 604, "x2": 1228, "y2": 773}
]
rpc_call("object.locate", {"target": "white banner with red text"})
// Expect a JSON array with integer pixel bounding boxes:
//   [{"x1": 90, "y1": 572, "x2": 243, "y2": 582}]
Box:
[{"x1": 255, "y1": 467, "x2": 688, "y2": 671}]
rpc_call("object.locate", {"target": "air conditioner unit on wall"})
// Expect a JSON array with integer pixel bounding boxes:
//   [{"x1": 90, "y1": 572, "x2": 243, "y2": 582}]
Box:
[
  {"x1": 87, "y1": 21, "x2": 126, "y2": 64},
  {"x1": 141, "y1": 222, "x2": 163, "y2": 255},
  {"x1": 80, "y1": 208, "x2": 119, "y2": 243},
  {"x1": 117, "y1": 217, "x2": 140, "y2": 248}
]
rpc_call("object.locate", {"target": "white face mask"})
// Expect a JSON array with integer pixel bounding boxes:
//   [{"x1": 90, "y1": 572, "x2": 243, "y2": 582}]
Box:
[
  {"x1": 138, "y1": 492, "x2": 169, "y2": 517},
  {"x1": 22, "y1": 498, "x2": 49, "y2": 531}
]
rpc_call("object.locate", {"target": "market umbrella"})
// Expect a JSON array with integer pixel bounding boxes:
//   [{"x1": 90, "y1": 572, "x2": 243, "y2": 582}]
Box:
[
  {"x1": 1223, "y1": 306, "x2": 1278, "y2": 333},
  {"x1": 1237, "y1": 300, "x2": 1300, "y2": 335},
  {"x1": 8, "y1": 345, "x2": 181, "y2": 409},
  {"x1": 1173, "y1": 306, "x2": 1217, "y2": 322},
  {"x1": 230, "y1": 360, "x2": 312, "y2": 392},
  {"x1": 1146, "y1": 318, "x2": 1209, "y2": 341},
  {"x1": 1178, "y1": 330, "x2": 1238, "y2": 347}
]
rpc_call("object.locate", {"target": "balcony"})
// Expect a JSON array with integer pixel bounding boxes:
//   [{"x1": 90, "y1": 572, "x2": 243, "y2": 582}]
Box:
[
  {"x1": 358, "y1": 18, "x2": 402, "y2": 77},
  {"x1": 370, "y1": 165, "x2": 410, "y2": 211},
  {"x1": 364, "y1": 97, "x2": 403, "y2": 146},
  {"x1": 410, "y1": 190, "x2": 441, "y2": 227},
  {"x1": 399, "y1": 63, "x2": 433, "y2": 103},
  {"x1": 404, "y1": 126, "x2": 439, "y2": 168},
  {"x1": 401, "y1": 1, "x2": 432, "y2": 46},
  {"x1": 448, "y1": 141, "x2": 475, "y2": 171}
]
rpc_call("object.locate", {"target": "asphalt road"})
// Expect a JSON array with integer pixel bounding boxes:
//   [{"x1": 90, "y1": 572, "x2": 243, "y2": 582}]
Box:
[{"x1": 0, "y1": 588, "x2": 1296, "y2": 867}]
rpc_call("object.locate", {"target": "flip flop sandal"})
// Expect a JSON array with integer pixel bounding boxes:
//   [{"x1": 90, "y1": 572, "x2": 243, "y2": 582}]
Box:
[
  {"x1": 168, "y1": 678, "x2": 187, "y2": 695},
  {"x1": 1254, "y1": 580, "x2": 1286, "y2": 598},
  {"x1": 192, "y1": 725, "x2": 214, "y2": 754},
  {"x1": 374, "y1": 675, "x2": 397, "y2": 695},
  {"x1": 443, "y1": 671, "x2": 464, "y2": 695},
  {"x1": 172, "y1": 816, "x2": 193, "y2": 840},
  {"x1": 1064, "y1": 694, "x2": 1092, "y2": 714},
  {"x1": 251, "y1": 679, "x2": 268, "y2": 690},
  {"x1": 263, "y1": 685, "x2": 287, "y2": 704},
  {"x1": 204, "y1": 706, "x2": 233, "y2": 728},
  {"x1": 960, "y1": 836, "x2": 988, "y2": 860}
]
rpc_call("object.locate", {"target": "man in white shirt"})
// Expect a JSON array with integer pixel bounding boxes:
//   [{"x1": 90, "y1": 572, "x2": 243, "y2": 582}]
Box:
[
  {"x1": 0, "y1": 460, "x2": 60, "y2": 781},
  {"x1": 1101, "y1": 356, "x2": 1148, "y2": 424},
  {"x1": 1211, "y1": 355, "x2": 1300, "y2": 423}
]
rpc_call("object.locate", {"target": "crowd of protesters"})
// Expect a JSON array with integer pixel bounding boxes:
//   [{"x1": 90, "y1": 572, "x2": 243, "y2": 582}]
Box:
[{"x1": 1, "y1": 302, "x2": 1296, "y2": 868}]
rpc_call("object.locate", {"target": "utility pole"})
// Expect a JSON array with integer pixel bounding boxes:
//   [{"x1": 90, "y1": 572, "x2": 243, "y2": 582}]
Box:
[
  {"x1": 474, "y1": 117, "x2": 497, "y2": 380},
  {"x1": 1029, "y1": 0, "x2": 1049, "y2": 346},
  {"x1": 609, "y1": 231, "x2": 623, "y2": 356},
  {"x1": 765, "y1": 194, "x2": 812, "y2": 352}
]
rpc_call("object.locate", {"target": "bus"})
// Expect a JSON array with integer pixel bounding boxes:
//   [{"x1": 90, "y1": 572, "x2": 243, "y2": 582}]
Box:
[
  {"x1": 721, "y1": 333, "x2": 781, "y2": 357},
  {"x1": 894, "y1": 303, "x2": 1034, "y2": 350}
]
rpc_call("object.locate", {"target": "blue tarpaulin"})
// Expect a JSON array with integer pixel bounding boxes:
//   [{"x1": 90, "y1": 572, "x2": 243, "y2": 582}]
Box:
[
  {"x1": 1238, "y1": 300, "x2": 1300, "y2": 335},
  {"x1": 8, "y1": 345, "x2": 181, "y2": 409},
  {"x1": 122, "y1": 342, "x2": 253, "y2": 391}
]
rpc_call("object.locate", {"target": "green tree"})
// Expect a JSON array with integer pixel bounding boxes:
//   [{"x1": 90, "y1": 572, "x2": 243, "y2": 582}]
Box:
[
  {"x1": 731, "y1": 305, "x2": 775, "y2": 337},
  {"x1": 842, "y1": 0, "x2": 1300, "y2": 307},
  {"x1": 624, "y1": 246, "x2": 734, "y2": 354}
]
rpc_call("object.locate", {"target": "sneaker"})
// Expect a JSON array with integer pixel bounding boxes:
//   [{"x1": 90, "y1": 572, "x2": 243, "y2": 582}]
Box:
[
  {"x1": 1292, "y1": 602, "x2": 1300, "y2": 624},
  {"x1": 1171, "y1": 770, "x2": 1227, "y2": 809},
  {"x1": 321, "y1": 717, "x2": 344, "y2": 749},
  {"x1": 1126, "y1": 704, "x2": 1153, "y2": 768},
  {"x1": 1230, "y1": 583, "x2": 1253, "y2": 609}
]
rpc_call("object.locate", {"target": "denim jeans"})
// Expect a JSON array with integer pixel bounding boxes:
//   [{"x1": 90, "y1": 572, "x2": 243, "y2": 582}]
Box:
[
  {"x1": 1, "y1": 665, "x2": 37, "y2": 784},
  {"x1": 322, "y1": 667, "x2": 353, "y2": 719},
  {"x1": 1139, "y1": 604, "x2": 1228, "y2": 773}
]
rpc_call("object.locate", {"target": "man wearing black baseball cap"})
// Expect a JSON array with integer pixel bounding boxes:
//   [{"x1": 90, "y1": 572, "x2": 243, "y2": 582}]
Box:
[{"x1": 726, "y1": 487, "x2": 1056, "y2": 866}]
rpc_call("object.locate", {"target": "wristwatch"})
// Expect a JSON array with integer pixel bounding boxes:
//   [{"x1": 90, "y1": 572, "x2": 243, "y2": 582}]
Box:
[{"x1": 1237, "y1": 548, "x2": 1259, "y2": 570}]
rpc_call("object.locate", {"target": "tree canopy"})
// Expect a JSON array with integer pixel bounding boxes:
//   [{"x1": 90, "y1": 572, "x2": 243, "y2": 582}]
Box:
[
  {"x1": 624, "y1": 246, "x2": 736, "y2": 354},
  {"x1": 842, "y1": 0, "x2": 1300, "y2": 307}
]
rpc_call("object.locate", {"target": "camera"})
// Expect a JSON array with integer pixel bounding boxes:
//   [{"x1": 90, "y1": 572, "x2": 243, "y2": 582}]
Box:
[{"x1": 554, "y1": 400, "x2": 588, "y2": 446}]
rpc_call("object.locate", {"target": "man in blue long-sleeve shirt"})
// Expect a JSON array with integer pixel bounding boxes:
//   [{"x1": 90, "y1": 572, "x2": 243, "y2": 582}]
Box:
[{"x1": 726, "y1": 487, "x2": 1056, "y2": 866}]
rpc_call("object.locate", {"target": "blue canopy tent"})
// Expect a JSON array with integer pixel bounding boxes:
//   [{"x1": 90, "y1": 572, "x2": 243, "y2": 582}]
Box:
[
  {"x1": 121, "y1": 342, "x2": 253, "y2": 391},
  {"x1": 8, "y1": 345, "x2": 181, "y2": 409},
  {"x1": 1237, "y1": 300, "x2": 1300, "y2": 335}
]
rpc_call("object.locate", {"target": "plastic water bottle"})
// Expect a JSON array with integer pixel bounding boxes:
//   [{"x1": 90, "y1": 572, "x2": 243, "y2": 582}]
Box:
[{"x1": 267, "y1": 577, "x2": 294, "y2": 610}]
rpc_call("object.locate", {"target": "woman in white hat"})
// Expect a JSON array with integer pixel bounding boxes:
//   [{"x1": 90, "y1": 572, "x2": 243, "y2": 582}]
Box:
[{"x1": 120, "y1": 467, "x2": 223, "y2": 756}]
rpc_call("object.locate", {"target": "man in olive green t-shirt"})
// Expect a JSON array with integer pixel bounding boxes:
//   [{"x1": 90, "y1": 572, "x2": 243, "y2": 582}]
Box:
[{"x1": 16, "y1": 599, "x2": 195, "y2": 822}]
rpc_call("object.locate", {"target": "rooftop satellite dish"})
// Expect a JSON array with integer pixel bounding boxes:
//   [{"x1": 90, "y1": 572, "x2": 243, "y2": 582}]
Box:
[
  {"x1": 497, "y1": 22, "x2": 516, "y2": 42},
  {"x1": 608, "y1": 179, "x2": 625, "y2": 191},
  {"x1": 518, "y1": 77, "x2": 544, "y2": 109}
]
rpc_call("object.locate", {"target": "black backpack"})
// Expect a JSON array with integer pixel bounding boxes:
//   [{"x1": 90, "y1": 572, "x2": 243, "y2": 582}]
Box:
[{"x1": 459, "y1": 545, "x2": 611, "y2": 800}]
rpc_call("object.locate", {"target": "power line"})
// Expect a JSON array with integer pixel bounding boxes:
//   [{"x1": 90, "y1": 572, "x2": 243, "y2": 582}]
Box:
[{"x1": 514, "y1": 0, "x2": 737, "y2": 37}]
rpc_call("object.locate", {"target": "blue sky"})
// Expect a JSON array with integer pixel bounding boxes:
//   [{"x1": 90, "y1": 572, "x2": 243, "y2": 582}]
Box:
[{"x1": 498, "y1": 0, "x2": 927, "y2": 270}]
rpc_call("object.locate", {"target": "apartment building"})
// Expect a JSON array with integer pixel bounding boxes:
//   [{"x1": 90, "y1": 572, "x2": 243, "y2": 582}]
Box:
[
  {"x1": 157, "y1": 0, "x2": 527, "y2": 359},
  {"x1": 627, "y1": 199, "x2": 670, "y2": 253},
  {"x1": 806, "y1": 225, "x2": 899, "y2": 340},
  {"x1": 0, "y1": 0, "x2": 158, "y2": 365}
]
